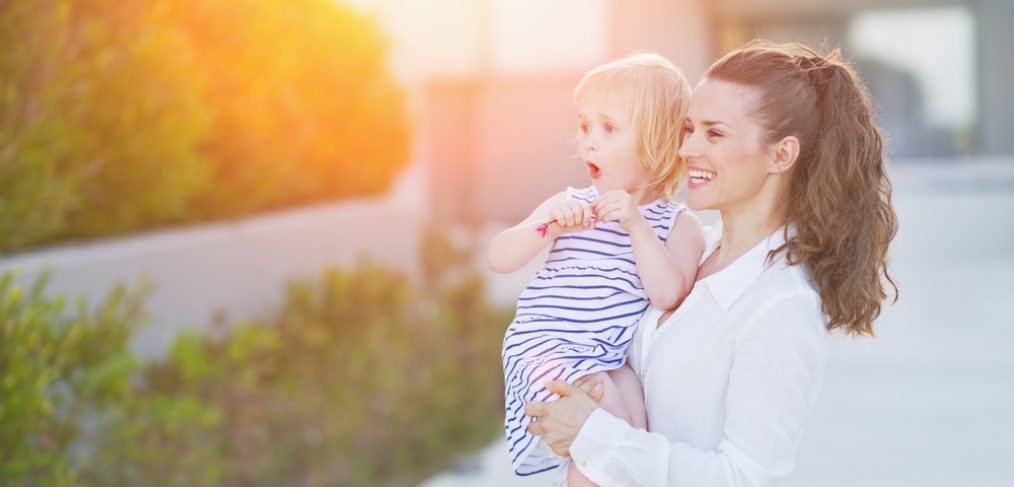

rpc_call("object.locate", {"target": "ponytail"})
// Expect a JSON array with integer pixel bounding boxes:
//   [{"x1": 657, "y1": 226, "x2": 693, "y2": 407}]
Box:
[{"x1": 707, "y1": 41, "x2": 898, "y2": 336}]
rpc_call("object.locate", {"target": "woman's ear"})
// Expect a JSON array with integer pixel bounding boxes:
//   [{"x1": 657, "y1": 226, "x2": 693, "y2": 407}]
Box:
[{"x1": 768, "y1": 135, "x2": 800, "y2": 174}]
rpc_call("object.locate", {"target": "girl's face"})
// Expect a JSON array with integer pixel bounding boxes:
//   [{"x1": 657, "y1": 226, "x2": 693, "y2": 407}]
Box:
[
  {"x1": 678, "y1": 79, "x2": 775, "y2": 213},
  {"x1": 576, "y1": 97, "x2": 650, "y2": 198}
]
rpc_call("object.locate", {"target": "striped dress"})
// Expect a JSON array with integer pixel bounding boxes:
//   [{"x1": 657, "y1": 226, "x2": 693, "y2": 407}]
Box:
[{"x1": 502, "y1": 185, "x2": 685, "y2": 476}]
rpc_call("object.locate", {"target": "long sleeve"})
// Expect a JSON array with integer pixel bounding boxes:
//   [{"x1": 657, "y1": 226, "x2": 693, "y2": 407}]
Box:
[{"x1": 569, "y1": 293, "x2": 829, "y2": 486}]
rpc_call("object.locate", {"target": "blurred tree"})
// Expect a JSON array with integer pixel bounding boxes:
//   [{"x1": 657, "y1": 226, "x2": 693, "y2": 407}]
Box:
[
  {"x1": 0, "y1": 0, "x2": 410, "y2": 253},
  {"x1": 0, "y1": 0, "x2": 213, "y2": 251},
  {"x1": 171, "y1": 0, "x2": 412, "y2": 218}
]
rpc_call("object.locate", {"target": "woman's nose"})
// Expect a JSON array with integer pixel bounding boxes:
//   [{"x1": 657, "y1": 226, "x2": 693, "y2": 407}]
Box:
[{"x1": 678, "y1": 133, "x2": 698, "y2": 159}]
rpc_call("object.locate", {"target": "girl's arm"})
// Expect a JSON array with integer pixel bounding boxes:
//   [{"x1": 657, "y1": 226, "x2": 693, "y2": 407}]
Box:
[
  {"x1": 627, "y1": 211, "x2": 705, "y2": 309},
  {"x1": 487, "y1": 191, "x2": 593, "y2": 274},
  {"x1": 592, "y1": 190, "x2": 704, "y2": 309}
]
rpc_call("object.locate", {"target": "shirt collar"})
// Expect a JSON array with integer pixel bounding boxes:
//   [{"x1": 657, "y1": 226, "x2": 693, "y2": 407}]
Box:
[{"x1": 699, "y1": 220, "x2": 794, "y2": 311}]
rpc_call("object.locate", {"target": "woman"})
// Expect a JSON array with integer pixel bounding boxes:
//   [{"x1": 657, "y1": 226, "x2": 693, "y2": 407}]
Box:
[{"x1": 524, "y1": 41, "x2": 898, "y2": 486}]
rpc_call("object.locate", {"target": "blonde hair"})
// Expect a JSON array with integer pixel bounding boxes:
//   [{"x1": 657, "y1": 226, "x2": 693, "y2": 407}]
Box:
[{"x1": 574, "y1": 52, "x2": 691, "y2": 200}]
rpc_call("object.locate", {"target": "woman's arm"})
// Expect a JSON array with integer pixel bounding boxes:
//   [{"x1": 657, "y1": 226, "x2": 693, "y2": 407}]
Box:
[{"x1": 527, "y1": 294, "x2": 829, "y2": 486}]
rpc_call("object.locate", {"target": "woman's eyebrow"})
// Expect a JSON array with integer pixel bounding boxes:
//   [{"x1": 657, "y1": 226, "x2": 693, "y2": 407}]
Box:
[{"x1": 687, "y1": 118, "x2": 732, "y2": 130}]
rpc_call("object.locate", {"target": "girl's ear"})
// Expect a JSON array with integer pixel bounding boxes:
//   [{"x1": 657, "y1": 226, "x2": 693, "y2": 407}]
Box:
[{"x1": 768, "y1": 135, "x2": 800, "y2": 174}]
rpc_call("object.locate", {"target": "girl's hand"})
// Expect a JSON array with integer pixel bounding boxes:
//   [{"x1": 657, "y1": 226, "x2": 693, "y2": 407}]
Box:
[
  {"x1": 547, "y1": 200, "x2": 595, "y2": 237},
  {"x1": 593, "y1": 190, "x2": 647, "y2": 232}
]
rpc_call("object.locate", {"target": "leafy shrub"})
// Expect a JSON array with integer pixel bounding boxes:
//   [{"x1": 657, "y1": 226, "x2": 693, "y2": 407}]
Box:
[
  {"x1": 1, "y1": 231, "x2": 510, "y2": 486},
  {"x1": 0, "y1": 271, "x2": 150, "y2": 485}
]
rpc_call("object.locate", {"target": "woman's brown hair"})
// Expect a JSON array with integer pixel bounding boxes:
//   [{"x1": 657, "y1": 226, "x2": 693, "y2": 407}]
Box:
[{"x1": 707, "y1": 40, "x2": 898, "y2": 336}]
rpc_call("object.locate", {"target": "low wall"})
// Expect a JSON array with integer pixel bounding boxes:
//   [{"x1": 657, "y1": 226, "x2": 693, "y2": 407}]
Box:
[{"x1": 0, "y1": 195, "x2": 426, "y2": 360}]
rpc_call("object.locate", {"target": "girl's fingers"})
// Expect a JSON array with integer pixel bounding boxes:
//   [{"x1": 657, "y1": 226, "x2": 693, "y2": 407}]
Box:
[
  {"x1": 598, "y1": 208, "x2": 620, "y2": 224},
  {"x1": 581, "y1": 204, "x2": 593, "y2": 227},
  {"x1": 596, "y1": 201, "x2": 617, "y2": 222},
  {"x1": 594, "y1": 194, "x2": 619, "y2": 215},
  {"x1": 562, "y1": 205, "x2": 576, "y2": 227}
]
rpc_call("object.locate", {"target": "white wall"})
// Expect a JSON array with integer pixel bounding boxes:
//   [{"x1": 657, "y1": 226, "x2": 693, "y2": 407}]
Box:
[{"x1": 0, "y1": 179, "x2": 427, "y2": 361}]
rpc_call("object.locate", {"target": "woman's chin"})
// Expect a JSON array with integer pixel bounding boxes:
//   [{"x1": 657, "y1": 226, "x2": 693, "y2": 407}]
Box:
[{"x1": 686, "y1": 191, "x2": 714, "y2": 212}]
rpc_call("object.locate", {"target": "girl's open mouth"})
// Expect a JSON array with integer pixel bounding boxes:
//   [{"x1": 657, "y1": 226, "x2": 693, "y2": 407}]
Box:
[{"x1": 586, "y1": 161, "x2": 601, "y2": 179}]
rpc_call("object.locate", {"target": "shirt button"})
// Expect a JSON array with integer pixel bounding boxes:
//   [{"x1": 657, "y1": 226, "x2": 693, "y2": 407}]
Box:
[{"x1": 581, "y1": 461, "x2": 588, "y2": 468}]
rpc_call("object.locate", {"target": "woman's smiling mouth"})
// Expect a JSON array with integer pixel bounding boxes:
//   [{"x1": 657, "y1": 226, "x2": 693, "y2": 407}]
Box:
[{"x1": 687, "y1": 166, "x2": 716, "y2": 189}]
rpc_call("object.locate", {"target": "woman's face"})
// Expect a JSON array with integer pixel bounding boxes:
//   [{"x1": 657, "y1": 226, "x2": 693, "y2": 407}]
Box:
[{"x1": 678, "y1": 79, "x2": 775, "y2": 213}]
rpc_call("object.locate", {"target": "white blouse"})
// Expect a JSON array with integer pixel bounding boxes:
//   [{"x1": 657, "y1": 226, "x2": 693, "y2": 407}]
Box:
[{"x1": 568, "y1": 222, "x2": 830, "y2": 486}]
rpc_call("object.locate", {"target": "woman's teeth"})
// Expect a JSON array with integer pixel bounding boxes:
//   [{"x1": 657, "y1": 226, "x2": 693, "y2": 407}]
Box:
[
  {"x1": 689, "y1": 169, "x2": 716, "y2": 184},
  {"x1": 689, "y1": 169, "x2": 716, "y2": 180}
]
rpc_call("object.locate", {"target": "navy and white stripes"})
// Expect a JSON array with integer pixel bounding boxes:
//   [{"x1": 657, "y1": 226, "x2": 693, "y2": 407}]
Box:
[{"x1": 502, "y1": 185, "x2": 684, "y2": 476}]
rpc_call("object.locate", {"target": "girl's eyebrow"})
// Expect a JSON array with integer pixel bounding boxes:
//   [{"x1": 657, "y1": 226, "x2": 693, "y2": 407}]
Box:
[{"x1": 596, "y1": 112, "x2": 623, "y2": 124}]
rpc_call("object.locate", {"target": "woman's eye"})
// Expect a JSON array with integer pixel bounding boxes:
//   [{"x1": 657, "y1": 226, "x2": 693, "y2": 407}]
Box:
[
  {"x1": 708, "y1": 130, "x2": 722, "y2": 138},
  {"x1": 579, "y1": 123, "x2": 589, "y2": 133},
  {"x1": 683, "y1": 125, "x2": 694, "y2": 135},
  {"x1": 604, "y1": 123, "x2": 616, "y2": 133}
]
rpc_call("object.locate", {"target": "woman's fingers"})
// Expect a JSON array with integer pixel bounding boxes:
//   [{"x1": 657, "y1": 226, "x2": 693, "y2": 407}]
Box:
[
  {"x1": 574, "y1": 374, "x2": 597, "y2": 391},
  {"x1": 575, "y1": 375, "x2": 605, "y2": 402},
  {"x1": 543, "y1": 380, "x2": 572, "y2": 397},
  {"x1": 526, "y1": 418, "x2": 546, "y2": 436}
]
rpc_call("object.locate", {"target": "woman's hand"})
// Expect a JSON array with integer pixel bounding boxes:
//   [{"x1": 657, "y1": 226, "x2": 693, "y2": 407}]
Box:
[
  {"x1": 593, "y1": 190, "x2": 648, "y2": 232},
  {"x1": 524, "y1": 380, "x2": 604, "y2": 457}
]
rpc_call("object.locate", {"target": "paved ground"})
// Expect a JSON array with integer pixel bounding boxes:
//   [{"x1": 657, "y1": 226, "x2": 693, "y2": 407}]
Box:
[{"x1": 422, "y1": 186, "x2": 1014, "y2": 486}]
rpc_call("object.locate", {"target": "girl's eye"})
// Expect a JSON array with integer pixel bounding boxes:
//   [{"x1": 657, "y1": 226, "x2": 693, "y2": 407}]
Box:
[
  {"x1": 604, "y1": 123, "x2": 616, "y2": 133},
  {"x1": 579, "y1": 123, "x2": 589, "y2": 134},
  {"x1": 708, "y1": 130, "x2": 722, "y2": 138},
  {"x1": 683, "y1": 124, "x2": 694, "y2": 135}
]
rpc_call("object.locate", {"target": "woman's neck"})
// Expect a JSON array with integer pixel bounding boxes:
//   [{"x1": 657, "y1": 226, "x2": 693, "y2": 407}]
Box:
[{"x1": 713, "y1": 192, "x2": 786, "y2": 269}]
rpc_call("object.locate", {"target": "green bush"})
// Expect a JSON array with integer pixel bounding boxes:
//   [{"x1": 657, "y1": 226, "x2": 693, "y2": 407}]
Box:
[
  {"x1": 1, "y1": 232, "x2": 511, "y2": 486},
  {"x1": 0, "y1": 271, "x2": 151, "y2": 485},
  {"x1": 0, "y1": 0, "x2": 410, "y2": 254}
]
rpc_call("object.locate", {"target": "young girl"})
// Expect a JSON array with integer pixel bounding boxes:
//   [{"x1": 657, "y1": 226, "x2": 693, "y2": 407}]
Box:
[{"x1": 488, "y1": 53, "x2": 705, "y2": 485}]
